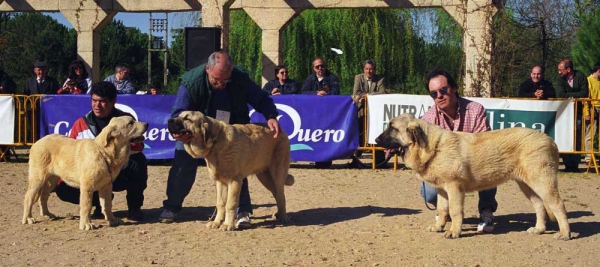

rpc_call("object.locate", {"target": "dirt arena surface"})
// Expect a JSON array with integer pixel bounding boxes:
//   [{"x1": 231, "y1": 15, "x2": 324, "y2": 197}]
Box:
[{"x1": 1, "y1": 153, "x2": 599, "y2": 266}]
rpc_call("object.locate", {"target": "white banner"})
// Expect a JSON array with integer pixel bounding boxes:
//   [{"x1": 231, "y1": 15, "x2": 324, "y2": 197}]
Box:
[
  {"x1": 0, "y1": 96, "x2": 15, "y2": 145},
  {"x1": 366, "y1": 94, "x2": 575, "y2": 151}
]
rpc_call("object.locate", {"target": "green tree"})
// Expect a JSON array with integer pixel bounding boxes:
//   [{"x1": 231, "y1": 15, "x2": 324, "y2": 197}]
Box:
[
  {"x1": 0, "y1": 13, "x2": 77, "y2": 92},
  {"x1": 572, "y1": 8, "x2": 600, "y2": 74}
]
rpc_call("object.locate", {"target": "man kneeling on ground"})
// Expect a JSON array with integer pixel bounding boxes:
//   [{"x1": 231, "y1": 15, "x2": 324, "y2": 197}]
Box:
[{"x1": 53, "y1": 81, "x2": 148, "y2": 221}]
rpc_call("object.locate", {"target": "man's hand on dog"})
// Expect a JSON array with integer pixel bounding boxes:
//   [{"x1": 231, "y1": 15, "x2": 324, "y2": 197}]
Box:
[{"x1": 268, "y1": 118, "x2": 280, "y2": 138}]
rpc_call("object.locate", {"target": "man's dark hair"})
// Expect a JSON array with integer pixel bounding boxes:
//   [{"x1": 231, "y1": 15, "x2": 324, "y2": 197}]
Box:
[
  {"x1": 425, "y1": 68, "x2": 458, "y2": 92},
  {"x1": 562, "y1": 59, "x2": 574, "y2": 70},
  {"x1": 274, "y1": 65, "x2": 287, "y2": 76},
  {"x1": 592, "y1": 62, "x2": 600, "y2": 73},
  {"x1": 90, "y1": 81, "x2": 117, "y2": 100}
]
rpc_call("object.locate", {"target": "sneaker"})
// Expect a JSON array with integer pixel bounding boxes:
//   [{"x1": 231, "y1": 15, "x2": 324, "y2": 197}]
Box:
[
  {"x1": 477, "y1": 209, "x2": 495, "y2": 233},
  {"x1": 235, "y1": 212, "x2": 252, "y2": 229},
  {"x1": 159, "y1": 209, "x2": 177, "y2": 223}
]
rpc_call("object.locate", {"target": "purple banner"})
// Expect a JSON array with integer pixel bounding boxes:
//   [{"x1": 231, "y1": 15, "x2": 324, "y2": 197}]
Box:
[
  {"x1": 40, "y1": 94, "x2": 359, "y2": 161},
  {"x1": 40, "y1": 94, "x2": 176, "y2": 159},
  {"x1": 250, "y1": 95, "x2": 359, "y2": 162}
]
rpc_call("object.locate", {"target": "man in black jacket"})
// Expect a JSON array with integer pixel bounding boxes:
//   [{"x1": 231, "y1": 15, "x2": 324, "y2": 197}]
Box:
[
  {"x1": 518, "y1": 65, "x2": 555, "y2": 99},
  {"x1": 24, "y1": 62, "x2": 60, "y2": 95}
]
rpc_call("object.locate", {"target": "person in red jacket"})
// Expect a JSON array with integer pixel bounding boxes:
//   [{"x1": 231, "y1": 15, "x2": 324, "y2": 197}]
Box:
[{"x1": 53, "y1": 81, "x2": 148, "y2": 221}]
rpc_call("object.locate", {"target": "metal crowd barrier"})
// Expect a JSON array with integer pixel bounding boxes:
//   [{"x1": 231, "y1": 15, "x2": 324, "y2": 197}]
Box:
[{"x1": 0, "y1": 94, "x2": 41, "y2": 162}]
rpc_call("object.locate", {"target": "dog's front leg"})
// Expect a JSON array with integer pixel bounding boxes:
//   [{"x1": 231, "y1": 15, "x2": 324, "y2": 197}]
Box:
[
  {"x1": 98, "y1": 183, "x2": 122, "y2": 227},
  {"x1": 444, "y1": 186, "x2": 465, "y2": 239},
  {"x1": 79, "y1": 186, "x2": 96, "y2": 230},
  {"x1": 206, "y1": 180, "x2": 227, "y2": 229},
  {"x1": 220, "y1": 179, "x2": 242, "y2": 231}
]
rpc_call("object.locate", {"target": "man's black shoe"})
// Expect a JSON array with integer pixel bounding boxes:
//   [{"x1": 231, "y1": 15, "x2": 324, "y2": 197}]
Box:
[{"x1": 127, "y1": 208, "x2": 145, "y2": 221}]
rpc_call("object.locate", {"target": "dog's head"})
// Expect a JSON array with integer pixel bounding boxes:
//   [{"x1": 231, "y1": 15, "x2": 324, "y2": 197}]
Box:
[
  {"x1": 168, "y1": 111, "x2": 222, "y2": 158},
  {"x1": 97, "y1": 116, "x2": 148, "y2": 155},
  {"x1": 375, "y1": 113, "x2": 428, "y2": 159}
]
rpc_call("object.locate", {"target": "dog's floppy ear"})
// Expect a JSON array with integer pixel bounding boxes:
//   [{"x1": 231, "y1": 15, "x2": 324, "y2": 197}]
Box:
[
  {"x1": 201, "y1": 121, "x2": 212, "y2": 145},
  {"x1": 407, "y1": 121, "x2": 427, "y2": 147},
  {"x1": 98, "y1": 125, "x2": 116, "y2": 148}
]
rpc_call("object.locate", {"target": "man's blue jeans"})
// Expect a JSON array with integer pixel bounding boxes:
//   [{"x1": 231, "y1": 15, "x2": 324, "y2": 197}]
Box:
[
  {"x1": 162, "y1": 142, "x2": 252, "y2": 214},
  {"x1": 420, "y1": 182, "x2": 498, "y2": 213}
]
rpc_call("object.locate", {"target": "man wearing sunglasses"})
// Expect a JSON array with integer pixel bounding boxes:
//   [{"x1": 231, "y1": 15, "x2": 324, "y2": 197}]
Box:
[
  {"x1": 301, "y1": 58, "x2": 341, "y2": 168},
  {"x1": 301, "y1": 58, "x2": 340, "y2": 96},
  {"x1": 420, "y1": 68, "x2": 498, "y2": 234},
  {"x1": 159, "y1": 51, "x2": 280, "y2": 230}
]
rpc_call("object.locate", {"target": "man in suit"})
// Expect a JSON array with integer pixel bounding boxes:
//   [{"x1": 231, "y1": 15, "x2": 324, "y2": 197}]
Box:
[
  {"x1": 556, "y1": 59, "x2": 589, "y2": 172},
  {"x1": 24, "y1": 62, "x2": 60, "y2": 95},
  {"x1": 349, "y1": 60, "x2": 389, "y2": 167}
]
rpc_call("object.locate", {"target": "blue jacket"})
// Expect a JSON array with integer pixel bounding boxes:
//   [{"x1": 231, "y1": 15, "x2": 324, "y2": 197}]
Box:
[{"x1": 301, "y1": 71, "x2": 340, "y2": 95}]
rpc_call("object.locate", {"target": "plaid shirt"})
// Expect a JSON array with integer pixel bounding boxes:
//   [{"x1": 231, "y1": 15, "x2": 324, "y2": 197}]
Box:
[{"x1": 421, "y1": 97, "x2": 490, "y2": 133}]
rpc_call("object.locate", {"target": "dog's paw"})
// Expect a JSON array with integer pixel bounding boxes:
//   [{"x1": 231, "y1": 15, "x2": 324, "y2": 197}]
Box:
[
  {"x1": 107, "y1": 218, "x2": 123, "y2": 227},
  {"x1": 443, "y1": 230, "x2": 460, "y2": 239},
  {"x1": 427, "y1": 225, "x2": 443, "y2": 232},
  {"x1": 42, "y1": 213, "x2": 57, "y2": 220},
  {"x1": 206, "y1": 221, "x2": 222, "y2": 229},
  {"x1": 554, "y1": 232, "x2": 571, "y2": 241},
  {"x1": 79, "y1": 222, "x2": 96, "y2": 230},
  {"x1": 219, "y1": 224, "x2": 235, "y2": 231},
  {"x1": 526, "y1": 226, "x2": 545, "y2": 235},
  {"x1": 23, "y1": 217, "x2": 36, "y2": 225},
  {"x1": 274, "y1": 213, "x2": 291, "y2": 223}
]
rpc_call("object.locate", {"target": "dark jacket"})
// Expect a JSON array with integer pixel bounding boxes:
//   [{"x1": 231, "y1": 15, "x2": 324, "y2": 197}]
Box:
[
  {"x1": 0, "y1": 70, "x2": 16, "y2": 94},
  {"x1": 301, "y1": 71, "x2": 340, "y2": 95},
  {"x1": 518, "y1": 78, "x2": 555, "y2": 99},
  {"x1": 174, "y1": 63, "x2": 278, "y2": 124},
  {"x1": 24, "y1": 76, "x2": 60, "y2": 95},
  {"x1": 555, "y1": 70, "x2": 589, "y2": 98},
  {"x1": 262, "y1": 79, "x2": 300, "y2": 95}
]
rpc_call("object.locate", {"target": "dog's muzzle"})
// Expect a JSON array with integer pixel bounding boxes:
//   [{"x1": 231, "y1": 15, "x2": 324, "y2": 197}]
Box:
[{"x1": 167, "y1": 118, "x2": 189, "y2": 135}]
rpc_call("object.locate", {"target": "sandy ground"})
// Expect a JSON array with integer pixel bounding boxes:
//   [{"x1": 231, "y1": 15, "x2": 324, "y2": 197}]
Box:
[{"x1": 1, "y1": 152, "x2": 599, "y2": 267}]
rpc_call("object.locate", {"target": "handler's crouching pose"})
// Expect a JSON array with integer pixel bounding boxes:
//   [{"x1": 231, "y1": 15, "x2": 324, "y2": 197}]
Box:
[{"x1": 54, "y1": 81, "x2": 148, "y2": 221}]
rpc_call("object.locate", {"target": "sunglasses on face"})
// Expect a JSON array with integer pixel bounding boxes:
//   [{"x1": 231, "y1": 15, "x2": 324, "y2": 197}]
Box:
[
  {"x1": 314, "y1": 64, "x2": 326, "y2": 69},
  {"x1": 279, "y1": 71, "x2": 288, "y2": 74},
  {"x1": 429, "y1": 87, "x2": 449, "y2": 99}
]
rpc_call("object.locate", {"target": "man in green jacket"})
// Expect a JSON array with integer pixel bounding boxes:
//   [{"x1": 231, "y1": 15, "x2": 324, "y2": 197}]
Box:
[{"x1": 556, "y1": 59, "x2": 589, "y2": 172}]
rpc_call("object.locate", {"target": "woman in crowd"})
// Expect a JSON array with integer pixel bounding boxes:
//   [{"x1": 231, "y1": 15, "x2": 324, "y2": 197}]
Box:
[
  {"x1": 62, "y1": 60, "x2": 92, "y2": 94},
  {"x1": 262, "y1": 65, "x2": 299, "y2": 95}
]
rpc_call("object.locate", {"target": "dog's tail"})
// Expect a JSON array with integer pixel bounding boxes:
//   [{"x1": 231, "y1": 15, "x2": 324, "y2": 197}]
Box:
[
  {"x1": 285, "y1": 174, "x2": 295, "y2": 186},
  {"x1": 545, "y1": 203, "x2": 557, "y2": 222}
]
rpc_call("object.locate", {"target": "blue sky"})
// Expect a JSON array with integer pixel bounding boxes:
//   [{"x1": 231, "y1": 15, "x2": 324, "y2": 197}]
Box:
[{"x1": 45, "y1": 12, "x2": 198, "y2": 44}]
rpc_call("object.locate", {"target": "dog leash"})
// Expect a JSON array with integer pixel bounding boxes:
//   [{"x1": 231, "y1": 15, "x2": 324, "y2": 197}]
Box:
[{"x1": 422, "y1": 181, "x2": 437, "y2": 211}]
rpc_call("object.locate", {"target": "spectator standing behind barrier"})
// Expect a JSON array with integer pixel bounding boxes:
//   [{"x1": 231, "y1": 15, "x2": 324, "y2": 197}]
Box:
[
  {"x1": 301, "y1": 58, "x2": 340, "y2": 96},
  {"x1": 159, "y1": 51, "x2": 281, "y2": 229},
  {"x1": 0, "y1": 68, "x2": 16, "y2": 94},
  {"x1": 24, "y1": 62, "x2": 60, "y2": 95},
  {"x1": 518, "y1": 65, "x2": 555, "y2": 99},
  {"x1": 64, "y1": 60, "x2": 92, "y2": 94},
  {"x1": 349, "y1": 60, "x2": 389, "y2": 167},
  {"x1": 149, "y1": 82, "x2": 162, "y2": 95},
  {"x1": 262, "y1": 65, "x2": 299, "y2": 95},
  {"x1": 420, "y1": 68, "x2": 498, "y2": 234},
  {"x1": 584, "y1": 62, "x2": 600, "y2": 162},
  {"x1": 104, "y1": 63, "x2": 135, "y2": 94},
  {"x1": 301, "y1": 58, "x2": 340, "y2": 168},
  {"x1": 53, "y1": 81, "x2": 148, "y2": 221},
  {"x1": 555, "y1": 59, "x2": 589, "y2": 172}
]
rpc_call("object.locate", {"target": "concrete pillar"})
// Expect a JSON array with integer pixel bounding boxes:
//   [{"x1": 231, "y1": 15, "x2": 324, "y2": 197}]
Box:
[
  {"x1": 60, "y1": 1, "x2": 116, "y2": 83},
  {"x1": 445, "y1": 1, "x2": 497, "y2": 97},
  {"x1": 198, "y1": 0, "x2": 235, "y2": 49},
  {"x1": 243, "y1": 3, "x2": 300, "y2": 85}
]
